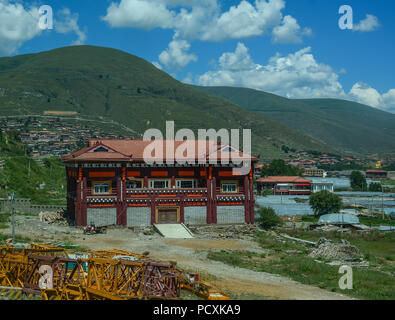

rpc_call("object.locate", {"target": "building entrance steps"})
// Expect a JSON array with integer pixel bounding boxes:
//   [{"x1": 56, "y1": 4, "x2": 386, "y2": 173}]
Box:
[{"x1": 154, "y1": 223, "x2": 194, "y2": 239}]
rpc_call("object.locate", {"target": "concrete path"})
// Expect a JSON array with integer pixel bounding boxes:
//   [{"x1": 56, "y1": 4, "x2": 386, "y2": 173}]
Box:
[{"x1": 154, "y1": 223, "x2": 194, "y2": 239}]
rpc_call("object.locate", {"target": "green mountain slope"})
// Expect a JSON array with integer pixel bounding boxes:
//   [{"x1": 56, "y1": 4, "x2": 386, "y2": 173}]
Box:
[
  {"x1": 194, "y1": 86, "x2": 395, "y2": 155},
  {"x1": 0, "y1": 45, "x2": 334, "y2": 158},
  {"x1": 0, "y1": 132, "x2": 66, "y2": 204}
]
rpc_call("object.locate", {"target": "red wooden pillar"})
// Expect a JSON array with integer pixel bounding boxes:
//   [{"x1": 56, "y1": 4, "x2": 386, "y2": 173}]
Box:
[
  {"x1": 206, "y1": 177, "x2": 211, "y2": 224},
  {"x1": 249, "y1": 169, "x2": 255, "y2": 223},
  {"x1": 244, "y1": 175, "x2": 250, "y2": 223},
  {"x1": 180, "y1": 194, "x2": 185, "y2": 223},
  {"x1": 212, "y1": 176, "x2": 217, "y2": 224},
  {"x1": 171, "y1": 175, "x2": 175, "y2": 188},
  {"x1": 150, "y1": 194, "x2": 156, "y2": 225},
  {"x1": 81, "y1": 176, "x2": 88, "y2": 226},
  {"x1": 122, "y1": 168, "x2": 127, "y2": 225},
  {"x1": 75, "y1": 179, "x2": 82, "y2": 226},
  {"x1": 116, "y1": 177, "x2": 126, "y2": 225}
]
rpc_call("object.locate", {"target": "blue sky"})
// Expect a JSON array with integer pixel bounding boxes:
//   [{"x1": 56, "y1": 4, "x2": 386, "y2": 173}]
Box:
[{"x1": 1, "y1": 0, "x2": 394, "y2": 112}]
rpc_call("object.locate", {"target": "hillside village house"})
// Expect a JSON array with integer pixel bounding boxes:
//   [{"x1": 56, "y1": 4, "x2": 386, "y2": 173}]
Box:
[
  {"x1": 303, "y1": 167, "x2": 325, "y2": 177},
  {"x1": 62, "y1": 139, "x2": 258, "y2": 227}
]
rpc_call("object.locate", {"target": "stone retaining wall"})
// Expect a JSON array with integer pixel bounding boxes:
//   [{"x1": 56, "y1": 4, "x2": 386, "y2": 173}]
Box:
[{"x1": 0, "y1": 198, "x2": 65, "y2": 214}]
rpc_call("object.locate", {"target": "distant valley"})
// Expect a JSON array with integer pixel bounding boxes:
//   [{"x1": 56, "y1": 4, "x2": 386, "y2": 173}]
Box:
[
  {"x1": 194, "y1": 86, "x2": 395, "y2": 156},
  {"x1": 0, "y1": 45, "x2": 394, "y2": 158}
]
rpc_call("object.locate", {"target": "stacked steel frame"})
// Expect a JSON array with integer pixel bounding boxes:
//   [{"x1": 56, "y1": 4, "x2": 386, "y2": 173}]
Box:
[{"x1": 0, "y1": 244, "x2": 228, "y2": 300}]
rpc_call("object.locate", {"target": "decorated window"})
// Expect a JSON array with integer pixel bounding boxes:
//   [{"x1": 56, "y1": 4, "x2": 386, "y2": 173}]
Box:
[
  {"x1": 126, "y1": 179, "x2": 143, "y2": 189},
  {"x1": 176, "y1": 180, "x2": 196, "y2": 188},
  {"x1": 221, "y1": 181, "x2": 238, "y2": 193},
  {"x1": 149, "y1": 179, "x2": 170, "y2": 189},
  {"x1": 93, "y1": 182, "x2": 111, "y2": 194}
]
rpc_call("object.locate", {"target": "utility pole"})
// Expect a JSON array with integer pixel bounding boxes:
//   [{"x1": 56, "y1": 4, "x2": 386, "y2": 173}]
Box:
[
  {"x1": 11, "y1": 192, "x2": 15, "y2": 247},
  {"x1": 382, "y1": 184, "x2": 385, "y2": 220}
]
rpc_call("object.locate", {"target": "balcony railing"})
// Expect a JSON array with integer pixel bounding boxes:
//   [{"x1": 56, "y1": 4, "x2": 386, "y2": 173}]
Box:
[
  {"x1": 85, "y1": 189, "x2": 117, "y2": 197},
  {"x1": 126, "y1": 188, "x2": 208, "y2": 196}
]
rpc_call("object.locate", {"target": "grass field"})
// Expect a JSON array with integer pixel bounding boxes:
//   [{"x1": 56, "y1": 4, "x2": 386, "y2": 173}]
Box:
[
  {"x1": 0, "y1": 133, "x2": 66, "y2": 204},
  {"x1": 0, "y1": 212, "x2": 10, "y2": 229},
  {"x1": 208, "y1": 230, "x2": 395, "y2": 300}
]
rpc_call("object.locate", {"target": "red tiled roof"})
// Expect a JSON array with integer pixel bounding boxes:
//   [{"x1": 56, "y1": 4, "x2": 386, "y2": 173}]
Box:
[
  {"x1": 62, "y1": 138, "x2": 258, "y2": 163},
  {"x1": 256, "y1": 176, "x2": 312, "y2": 183}
]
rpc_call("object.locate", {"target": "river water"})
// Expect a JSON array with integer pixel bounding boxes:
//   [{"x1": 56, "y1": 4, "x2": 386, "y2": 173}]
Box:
[
  {"x1": 310, "y1": 177, "x2": 380, "y2": 188},
  {"x1": 256, "y1": 178, "x2": 395, "y2": 216}
]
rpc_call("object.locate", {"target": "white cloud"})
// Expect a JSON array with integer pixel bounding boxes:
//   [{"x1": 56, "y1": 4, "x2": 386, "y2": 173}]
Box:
[
  {"x1": 102, "y1": 0, "x2": 308, "y2": 41},
  {"x1": 382, "y1": 90, "x2": 395, "y2": 111},
  {"x1": 353, "y1": 14, "x2": 380, "y2": 32},
  {"x1": 55, "y1": 8, "x2": 87, "y2": 45},
  {"x1": 158, "y1": 37, "x2": 197, "y2": 70},
  {"x1": 0, "y1": 1, "x2": 87, "y2": 56},
  {"x1": 183, "y1": 72, "x2": 194, "y2": 84},
  {"x1": 196, "y1": 43, "x2": 395, "y2": 113},
  {"x1": 102, "y1": 0, "x2": 175, "y2": 29},
  {"x1": 200, "y1": 0, "x2": 285, "y2": 41},
  {"x1": 0, "y1": 1, "x2": 42, "y2": 55},
  {"x1": 152, "y1": 61, "x2": 163, "y2": 70},
  {"x1": 349, "y1": 82, "x2": 381, "y2": 108},
  {"x1": 350, "y1": 83, "x2": 395, "y2": 112},
  {"x1": 272, "y1": 15, "x2": 312, "y2": 43},
  {"x1": 197, "y1": 43, "x2": 346, "y2": 99},
  {"x1": 103, "y1": 0, "x2": 295, "y2": 41},
  {"x1": 218, "y1": 42, "x2": 255, "y2": 71},
  {"x1": 103, "y1": 0, "x2": 312, "y2": 69}
]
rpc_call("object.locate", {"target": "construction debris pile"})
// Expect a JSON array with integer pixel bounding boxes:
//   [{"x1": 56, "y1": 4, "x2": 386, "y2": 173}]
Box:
[
  {"x1": 273, "y1": 233, "x2": 369, "y2": 267},
  {"x1": 188, "y1": 224, "x2": 257, "y2": 240},
  {"x1": 0, "y1": 243, "x2": 229, "y2": 301},
  {"x1": 309, "y1": 237, "x2": 361, "y2": 261},
  {"x1": 38, "y1": 211, "x2": 68, "y2": 226}
]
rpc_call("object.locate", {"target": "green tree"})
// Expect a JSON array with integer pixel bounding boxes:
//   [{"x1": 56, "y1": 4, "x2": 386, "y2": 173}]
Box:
[
  {"x1": 255, "y1": 207, "x2": 282, "y2": 230},
  {"x1": 309, "y1": 190, "x2": 343, "y2": 217},
  {"x1": 368, "y1": 182, "x2": 382, "y2": 192},
  {"x1": 261, "y1": 159, "x2": 302, "y2": 176},
  {"x1": 350, "y1": 171, "x2": 367, "y2": 191},
  {"x1": 8, "y1": 130, "x2": 21, "y2": 142},
  {"x1": 281, "y1": 145, "x2": 290, "y2": 153}
]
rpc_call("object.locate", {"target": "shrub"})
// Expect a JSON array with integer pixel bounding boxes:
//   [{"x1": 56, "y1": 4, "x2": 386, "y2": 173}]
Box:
[
  {"x1": 256, "y1": 207, "x2": 282, "y2": 230},
  {"x1": 350, "y1": 171, "x2": 367, "y2": 191},
  {"x1": 368, "y1": 182, "x2": 382, "y2": 192},
  {"x1": 309, "y1": 190, "x2": 343, "y2": 217},
  {"x1": 261, "y1": 189, "x2": 273, "y2": 196}
]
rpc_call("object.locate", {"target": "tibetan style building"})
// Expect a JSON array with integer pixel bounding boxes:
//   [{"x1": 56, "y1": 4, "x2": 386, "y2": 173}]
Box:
[
  {"x1": 62, "y1": 139, "x2": 258, "y2": 227},
  {"x1": 256, "y1": 176, "x2": 312, "y2": 195}
]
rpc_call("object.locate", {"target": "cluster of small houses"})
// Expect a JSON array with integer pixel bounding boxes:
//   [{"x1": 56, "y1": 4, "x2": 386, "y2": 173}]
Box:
[
  {"x1": 1, "y1": 117, "x2": 126, "y2": 158},
  {"x1": 284, "y1": 152, "x2": 388, "y2": 169}
]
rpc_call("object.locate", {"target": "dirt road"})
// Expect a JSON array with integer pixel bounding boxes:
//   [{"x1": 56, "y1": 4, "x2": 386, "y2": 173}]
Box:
[{"x1": 3, "y1": 215, "x2": 353, "y2": 300}]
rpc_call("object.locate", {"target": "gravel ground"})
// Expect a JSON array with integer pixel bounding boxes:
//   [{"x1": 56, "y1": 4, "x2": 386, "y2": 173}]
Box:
[{"x1": 1, "y1": 214, "x2": 353, "y2": 300}]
